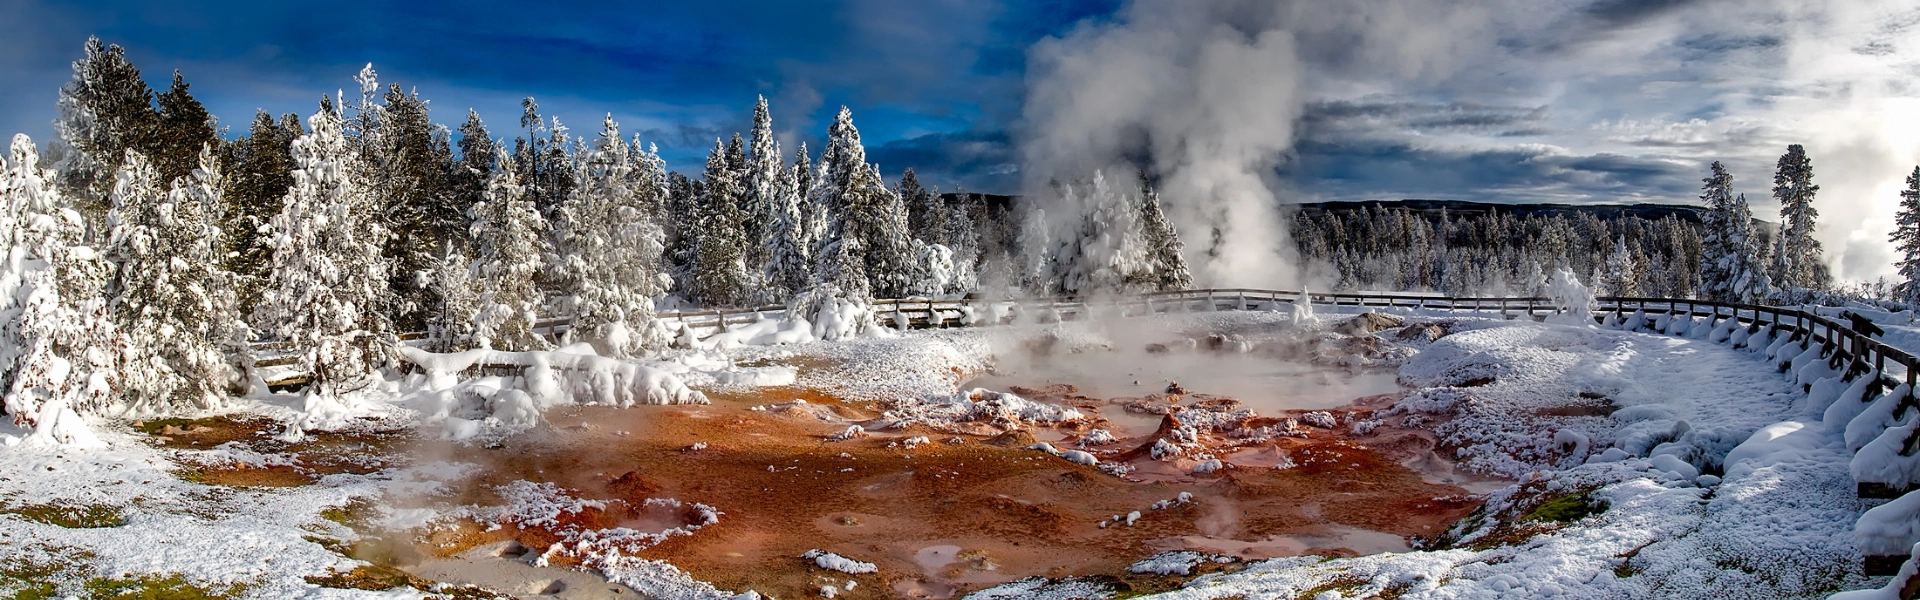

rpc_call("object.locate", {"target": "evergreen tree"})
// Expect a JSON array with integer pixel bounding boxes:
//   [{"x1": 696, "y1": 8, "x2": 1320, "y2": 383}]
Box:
[
  {"x1": 423, "y1": 248, "x2": 480, "y2": 353},
  {"x1": 1056, "y1": 171, "x2": 1145, "y2": 295},
  {"x1": 1018, "y1": 205, "x2": 1055, "y2": 295},
  {"x1": 468, "y1": 146, "x2": 548, "y2": 351},
  {"x1": 352, "y1": 81, "x2": 459, "y2": 332},
  {"x1": 765, "y1": 143, "x2": 812, "y2": 300},
  {"x1": 1137, "y1": 172, "x2": 1192, "y2": 291},
  {"x1": 1698, "y1": 161, "x2": 1739, "y2": 301},
  {"x1": 151, "y1": 71, "x2": 217, "y2": 187},
  {"x1": 52, "y1": 37, "x2": 160, "y2": 220},
  {"x1": 1891, "y1": 167, "x2": 1920, "y2": 310},
  {"x1": 1, "y1": 134, "x2": 127, "y2": 424},
  {"x1": 105, "y1": 147, "x2": 245, "y2": 411},
  {"x1": 1599, "y1": 235, "x2": 1639, "y2": 297},
  {"x1": 744, "y1": 97, "x2": 780, "y2": 271},
  {"x1": 901, "y1": 168, "x2": 943, "y2": 242},
  {"x1": 940, "y1": 193, "x2": 982, "y2": 293},
  {"x1": 690, "y1": 139, "x2": 750, "y2": 307},
  {"x1": 254, "y1": 105, "x2": 393, "y2": 397},
  {"x1": 1727, "y1": 194, "x2": 1772, "y2": 303},
  {"x1": 554, "y1": 116, "x2": 669, "y2": 355},
  {"x1": 842, "y1": 162, "x2": 914, "y2": 298},
  {"x1": 1770, "y1": 144, "x2": 1829, "y2": 295},
  {"x1": 220, "y1": 111, "x2": 302, "y2": 314},
  {"x1": 450, "y1": 109, "x2": 495, "y2": 242}
]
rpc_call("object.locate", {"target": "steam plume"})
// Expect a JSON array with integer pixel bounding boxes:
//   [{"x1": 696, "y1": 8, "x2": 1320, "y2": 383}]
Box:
[{"x1": 1020, "y1": 0, "x2": 1501, "y2": 288}]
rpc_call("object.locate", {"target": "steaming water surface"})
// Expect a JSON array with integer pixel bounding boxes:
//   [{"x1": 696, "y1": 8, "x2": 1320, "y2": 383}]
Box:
[{"x1": 967, "y1": 349, "x2": 1401, "y2": 419}]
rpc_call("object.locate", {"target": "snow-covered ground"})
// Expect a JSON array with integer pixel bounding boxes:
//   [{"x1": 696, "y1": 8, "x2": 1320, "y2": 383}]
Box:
[{"x1": 2, "y1": 299, "x2": 1916, "y2": 599}]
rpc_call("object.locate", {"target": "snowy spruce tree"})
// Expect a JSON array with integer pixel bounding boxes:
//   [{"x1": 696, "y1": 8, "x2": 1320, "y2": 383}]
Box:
[
  {"x1": 254, "y1": 104, "x2": 393, "y2": 397},
  {"x1": 221, "y1": 110, "x2": 301, "y2": 313},
  {"x1": 690, "y1": 138, "x2": 752, "y2": 307},
  {"x1": 1770, "y1": 144, "x2": 1829, "y2": 296},
  {"x1": 1599, "y1": 235, "x2": 1639, "y2": 297},
  {"x1": 1698, "y1": 161, "x2": 1740, "y2": 302},
  {"x1": 1892, "y1": 167, "x2": 1920, "y2": 311},
  {"x1": 423, "y1": 248, "x2": 480, "y2": 353},
  {"x1": 765, "y1": 144, "x2": 812, "y2": 299},
  {"x1": 52, "y1": 37, "x2": 158, "y2": 219},
  {"x1": 1137, "y1": 172, "x2": 1192, "y2": 291},
  {"x1": 553, "y1": 117, "x2": 670, "y2": 355},
  {"x1": 106, "y1": 148, "x2": 246, "y2": 412},
  {"x1": 1, "y1": 134, "x2": 127, "y2": 424},
  {"x1": 1056, "y1": 171, "x2": 1146, "y2": 296},
  {"x1": 467, "y1": 145, "x2": 548, "y2": 351},
  {"x1": 744, "y1": 97, "x2": 781, "y2": 272}
]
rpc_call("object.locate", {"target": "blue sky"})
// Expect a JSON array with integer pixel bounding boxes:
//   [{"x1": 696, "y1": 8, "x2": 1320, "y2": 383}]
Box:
[
  {"x1": 0, "y1": 0, "x2": 1117, "y2": 189},
  {"x1": 4, "y1": 0, "x2": 1920, "y2": 280}
]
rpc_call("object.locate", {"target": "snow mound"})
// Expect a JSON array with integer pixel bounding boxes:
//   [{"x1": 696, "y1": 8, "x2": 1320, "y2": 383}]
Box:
[{"x1": 802, "y1": 549, "x2": 878, "y2": 574}]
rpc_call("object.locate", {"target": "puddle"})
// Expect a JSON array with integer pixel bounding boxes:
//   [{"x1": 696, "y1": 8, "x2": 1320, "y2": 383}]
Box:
[
  {"x1": 411, "y1": 541, "x2": 639, "y2": 599},
  {"x1": 1163, "y1": 525, "x2": 1410, "y2": 560}
]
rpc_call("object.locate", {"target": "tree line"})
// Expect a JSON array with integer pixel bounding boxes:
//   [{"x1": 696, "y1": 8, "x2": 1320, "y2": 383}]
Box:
[
  {"x1": 1293, "y1": 144, "x2": 1853, "y2": 306},
  {"x1": 0, "y1": 38, "x2": 1196, "y2": 421}
]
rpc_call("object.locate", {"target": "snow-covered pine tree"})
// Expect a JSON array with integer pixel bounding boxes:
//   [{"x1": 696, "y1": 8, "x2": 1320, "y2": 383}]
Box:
[
  {"x1": 1697, "y1": 161, "x2": 1739, "y2": 302},
  {"x1": 940, "y1": 195, "x2": 981, "y2": 293},
  {"x1": 765, "y1": 143, "x2": 812, "y2": 300},
  {"x1": 468, "y1": 145, "x2": 549, "y2": 351},
  {"x1": 744, "y1": 97, "x2": 780, "y2": 271},
  {"x1": 901, "y1": 168, "x2": 944, "y2": 242},
  {"x1": 1770, "y1": 144, "x2": 1828, "y2": 296},
  {"x1": 842, "y1": 163, "x2": 914, "y2": 298},
  {"x1": 151, "y1": 71, "x2": 218, "y2": 187},
  {"x1": 52, "y1": 37, "x2": 160, "y2": 222},
  {"x1": 423, "y1": 248, "x2": 480, "y2": 353},
  {"x1": 1599, "y1": 235, "x2": 1638, "y2": 297},
  {"x1": 1137, "y1": 172, "x2": 1192, "y2": 291},
  {"x1": 255, "y1": 104, "x2": 394, "y2": 397},
  {"x1": 1018, "y1": 205, "x2": 1055, "y2": 295},
  {"x1": 1727, "y1": 194, "x2": 1772, "y2": 303},
  {"x1": 1058, "y1": 171, "x2": 1146, "y2": 296},
  {"x1": 1892, "y1": 167, "x2": 1920, "y2": 311},
  {"x1": 449, "y1": 110, "x2": 495, "y2": 247},
  {"x1": 221, "y1": 110, "x2": 300, "y2": 314},
  {"x1": 689, "y1": 139, "x2": 751, "y2": 307},
  {"x1": 2, "y1": 134, "x2": 128, "y2": 424},
  {"x1": 106, "y1": 147, "x2": 246, "y2": 412},
  {"x1": 554, "y1": 116, "x2": 670, "y2": 355}
]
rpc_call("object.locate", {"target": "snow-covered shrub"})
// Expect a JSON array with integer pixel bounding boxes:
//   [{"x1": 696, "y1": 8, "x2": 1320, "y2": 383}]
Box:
[
  {"x1": 1544, "y1": 267, "x2": 1593, "y2": 325},
  {"x1": 788, "y1": 283, "x2": 881, "y2": 341}
]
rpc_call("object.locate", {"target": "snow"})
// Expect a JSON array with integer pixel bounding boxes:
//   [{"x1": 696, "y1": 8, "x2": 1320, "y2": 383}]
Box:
[
  {"x1": 1851, "y1": 424, "x2": 1920, "y2": 489},
  {"x1": 801, "y1": 549, "x2": 878, "y2": 574},
  {"x1": 1130, "y1": 551, "x2": 1213, "y2": 576},
  {"x1": 1831, "y1": 544, "x2": 1920, "y2": 600},
  {"x1": 1856, "y1": 492, "x2": 1920, "y2": 557}
]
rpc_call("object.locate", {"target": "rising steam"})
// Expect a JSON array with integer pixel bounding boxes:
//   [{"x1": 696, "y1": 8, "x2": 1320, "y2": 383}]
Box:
[{"x1": 1019, "y1": 0, "x2": 1507, "y2": 288}]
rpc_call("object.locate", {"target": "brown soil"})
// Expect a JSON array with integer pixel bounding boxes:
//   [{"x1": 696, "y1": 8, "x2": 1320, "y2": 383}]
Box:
[{"x1": 412, "y1": 384, "x2": 1483, "y2": 599}]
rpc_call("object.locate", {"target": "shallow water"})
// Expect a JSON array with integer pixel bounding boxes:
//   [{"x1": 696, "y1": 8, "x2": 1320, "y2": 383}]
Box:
[{"x1": 966, "y1": 349, "x2": 1402, "y2": 415}]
